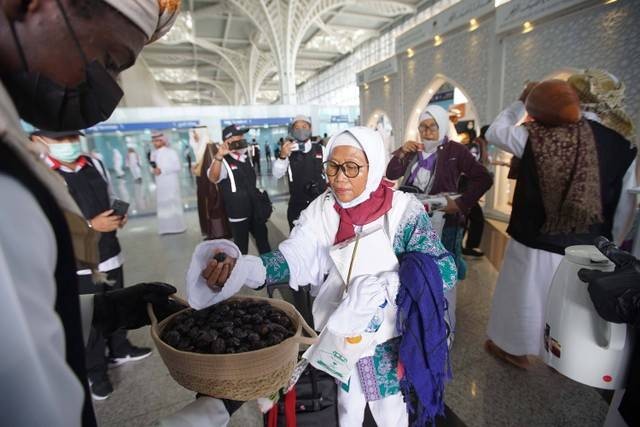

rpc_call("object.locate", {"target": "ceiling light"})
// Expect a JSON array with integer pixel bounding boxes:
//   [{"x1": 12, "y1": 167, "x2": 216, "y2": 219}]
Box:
[
  {"x1": 522, "y1": 21, "x2": 533, "y2": 33},
  {"x1": 383, "y1": 75, "x2": 390, "y2": 83},
  {"x1": 363, "y1": 83, "x2": 369, "y2": 90},
  {"x1": 604, "y1": 0, "x2": 617, "y2": 3},
  {"x1": 469, "y1": 18, "x2": 479, "y2": 32},
  {"x1": 434, "y1": 35, "x2": 443, "y2": 46},
  {"x1": 407, "y1": 48, "x2": 415, "y2": 58}
]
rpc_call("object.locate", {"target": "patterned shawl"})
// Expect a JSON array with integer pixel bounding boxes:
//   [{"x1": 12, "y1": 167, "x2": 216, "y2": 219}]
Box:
[{"x1": 524, "y1": 119, "x2": 603, "y2": 234}]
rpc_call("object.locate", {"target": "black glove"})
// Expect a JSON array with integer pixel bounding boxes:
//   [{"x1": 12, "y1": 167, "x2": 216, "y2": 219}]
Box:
[
  {"x1": 579, "y1": 265, "x2": 640, "y2": 327},
  {"x1": 93, "y1": 282, "x2": 186, "y2": 335},
  {"x1": 594, "y1": 236, "x2": 638, "y2": 269}
]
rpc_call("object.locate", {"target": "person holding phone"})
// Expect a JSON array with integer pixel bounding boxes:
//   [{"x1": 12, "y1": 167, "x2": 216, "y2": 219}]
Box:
[
  {"x1": 273, "y1": 115, "x2": 327, "y2": 230},
  {"x1": 208, "y1": 124, "x2": 271, "y2": 254},
  {"x1": 30, "y1": 130, "x2": 151, "y2": 400}
]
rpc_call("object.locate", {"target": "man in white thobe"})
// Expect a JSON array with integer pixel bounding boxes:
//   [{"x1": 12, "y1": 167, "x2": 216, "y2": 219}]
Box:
[
  {"x1": 127, "y1": 147, "x2": 142, "y2": 182},
  {"x1": 484, "y1": 76, "x2": 637, "y2": 368},
  {"x1": 112, "y1": 147, "x2": 125, "y2": 178},
  {"x1": 151, "y1": 132, "x2": 186, "y2": 235}
]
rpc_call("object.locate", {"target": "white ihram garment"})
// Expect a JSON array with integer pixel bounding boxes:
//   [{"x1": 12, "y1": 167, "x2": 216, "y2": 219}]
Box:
[
  {"x1": 155, "y1": 146, "x2": 186, "y2": 234},
  {"x1": 127, "y1": 151, "x2": 142, "y2": 180}
]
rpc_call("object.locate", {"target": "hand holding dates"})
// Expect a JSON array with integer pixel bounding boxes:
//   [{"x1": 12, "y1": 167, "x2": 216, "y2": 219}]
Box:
[{"x1": 202, "y1": 250, "x2": 236, "y2": 290}]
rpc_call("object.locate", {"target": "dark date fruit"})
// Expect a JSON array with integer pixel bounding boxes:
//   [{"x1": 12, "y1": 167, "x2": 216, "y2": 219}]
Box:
[{"x1": 161, "y1": 299, "x2": 296, "y2": 355}]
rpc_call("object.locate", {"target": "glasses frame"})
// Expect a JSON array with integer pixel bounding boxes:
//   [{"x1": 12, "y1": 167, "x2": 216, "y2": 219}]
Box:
[
  {"x1": 418, "y1": 123, "x2": 439, "y2": 133},
  {"x1": 323, "y1": 160, "x2": 368, "y2": 178}
]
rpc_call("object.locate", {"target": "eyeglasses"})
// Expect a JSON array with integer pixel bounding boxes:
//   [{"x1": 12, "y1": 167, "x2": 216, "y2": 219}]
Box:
[
  {"x1": 418, "y1": 123, "x2": 439, "y2": 133},
  {"x1": 323, "y1": 160, "x2": 368, "y2": 178}
]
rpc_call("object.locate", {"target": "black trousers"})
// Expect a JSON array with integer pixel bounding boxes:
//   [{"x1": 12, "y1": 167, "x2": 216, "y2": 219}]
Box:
[
  {"x1": 78, "y1": 266, "x2": 130, "y2": 380},
  {"x1": 230, "y1": 217, "x2": 271, "y2": 254},
  {"x1": 465, "y1": 202, "x2": 485, "y2": 249}
]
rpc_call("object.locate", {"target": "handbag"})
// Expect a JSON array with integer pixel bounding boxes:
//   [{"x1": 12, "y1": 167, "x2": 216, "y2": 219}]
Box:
[{"x1": 252, "y1": 188, "x2": 273, "y2": 223}]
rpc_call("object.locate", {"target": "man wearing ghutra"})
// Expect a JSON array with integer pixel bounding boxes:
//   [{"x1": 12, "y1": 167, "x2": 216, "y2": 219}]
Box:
[{"x1": 151, "y1": 131, "x2": 187, "y2": 235}]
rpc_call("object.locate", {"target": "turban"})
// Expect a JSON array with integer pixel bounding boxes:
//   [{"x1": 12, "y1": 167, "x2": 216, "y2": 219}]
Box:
[
  {"x1": 101, "y1": 0, "x2": 181, "y2": 43},
  {"x1": 568, "y1": 69, "x2": 635, "y2": 142}
]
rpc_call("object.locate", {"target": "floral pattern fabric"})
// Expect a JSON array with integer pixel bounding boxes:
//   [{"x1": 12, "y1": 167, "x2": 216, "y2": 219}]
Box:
[{"x1": 356, "y1": 337, "x2": 401, "y2": 401}]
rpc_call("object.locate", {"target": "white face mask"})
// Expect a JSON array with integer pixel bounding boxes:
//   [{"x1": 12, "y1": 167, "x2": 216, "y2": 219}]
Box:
[{"x1": 421, "y1": 139, "x2": 440, "y2": 153}]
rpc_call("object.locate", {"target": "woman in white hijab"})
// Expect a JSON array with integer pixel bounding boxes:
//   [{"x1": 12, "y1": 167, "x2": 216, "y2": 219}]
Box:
[{"x1": 189, "y1": 127, "x2": 457, "y2": 426}]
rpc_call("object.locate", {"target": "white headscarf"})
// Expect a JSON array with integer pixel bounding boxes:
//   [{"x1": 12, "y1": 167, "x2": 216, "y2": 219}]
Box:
[
  {"x1": 418, "y1": 104, "x2": 450, "y2": 144},
  {"x1": 325, "y1": 126, "x2": 385, "y2": 208},
  {"x1": 101, "y1": 0, "x2": 181, "y2": 43}
]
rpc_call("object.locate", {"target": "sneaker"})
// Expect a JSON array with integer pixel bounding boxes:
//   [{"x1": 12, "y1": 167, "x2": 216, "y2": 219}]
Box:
[
  {"x1": 108, "y1": 345, "x2": 152, "y2": 368},
  {"x1": 89, "y1": 374, "x2": 113, "y2": 401},
  {"x1": 462, "y1": 248, "x2": 484, "y2": 257}
]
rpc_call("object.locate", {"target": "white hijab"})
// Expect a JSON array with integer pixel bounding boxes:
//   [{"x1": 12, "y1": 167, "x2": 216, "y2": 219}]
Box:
[
  {"x1": 418, "y1": 104, "x2": 451, "y2": 144},
  {"x1": 324, "y1": 126, "x2": 385, "y2": 209}
]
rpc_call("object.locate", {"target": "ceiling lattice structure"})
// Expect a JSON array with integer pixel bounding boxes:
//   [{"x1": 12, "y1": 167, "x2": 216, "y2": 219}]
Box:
[{"x1": 142, "y1": 0, "x2": 421, "y2": 105}]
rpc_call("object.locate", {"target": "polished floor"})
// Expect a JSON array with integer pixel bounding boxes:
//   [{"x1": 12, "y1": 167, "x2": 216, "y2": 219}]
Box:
[{"x1": 94, "y1": 168, "x2": 609, "y2": 426}]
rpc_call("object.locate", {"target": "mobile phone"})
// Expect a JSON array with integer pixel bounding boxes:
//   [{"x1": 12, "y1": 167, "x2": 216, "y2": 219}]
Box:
[
  {"x1": 149, "y1": 161, "x2": 157, "y2": 168},
  {"x1": 229, "y1": 139, "x2": 248, "y2": 150},
  {"x1": 111, "y1": 199, "x2": 130, "y2": 217}
]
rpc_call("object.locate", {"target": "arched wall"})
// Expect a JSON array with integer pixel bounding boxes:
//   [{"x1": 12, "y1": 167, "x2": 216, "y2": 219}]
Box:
[
  {"x1": 360, "y1": 0, "x2": 640, "y2": 147},
  {"x1": 403, "y1": 74, "x2": 481, "y2": 143},
  {"x1": 366, "y1": 109, "x2": 393, "y2": 128},
  {"x1": 500, "y1": 0, "x2": 640, "y2": 121}
]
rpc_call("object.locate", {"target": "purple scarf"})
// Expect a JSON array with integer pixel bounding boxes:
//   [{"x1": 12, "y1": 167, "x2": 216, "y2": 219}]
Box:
[
  {"x1": 396, "y1": 252, "x2": 451, "y2": 426},
  {"x1": 406, "y1": 150, "x2": 438, "y2": 187}
]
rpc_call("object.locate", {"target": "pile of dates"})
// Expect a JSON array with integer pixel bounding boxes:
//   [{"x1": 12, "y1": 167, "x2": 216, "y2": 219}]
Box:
[{"x1": 161, "y1": 299, "x2": 296, "y2": 354}]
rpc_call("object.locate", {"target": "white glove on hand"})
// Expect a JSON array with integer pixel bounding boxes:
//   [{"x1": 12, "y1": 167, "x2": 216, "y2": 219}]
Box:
[
  {"x1": 187, "y1": 240, "x2": 266, "y2": 309},
  {"x1": 326, "y1": 274, "x2": 387, "y2": 336}
]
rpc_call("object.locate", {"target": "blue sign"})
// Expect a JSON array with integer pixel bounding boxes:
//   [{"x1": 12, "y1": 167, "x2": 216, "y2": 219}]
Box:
[
  {"x1": 221, "y1": 117, "x2": 294, "y2": 127},
  {"x1": 84, "y1": 120, "x2": 200, "y2": 134},
  {"x1": 330, "y1": 115, "x2": 350, "y2": 123}
]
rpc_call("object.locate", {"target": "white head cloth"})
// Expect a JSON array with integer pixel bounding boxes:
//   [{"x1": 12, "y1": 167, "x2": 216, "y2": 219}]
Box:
[
  {"x1": 418, "y1": 104, "x2": 450, "y2": 143},
  {"x1": 292, "y1": 114, "x2": 312, "y2": 126},
  {"x1": 101, "y1": 0, "x2": 181, "y2": 43},
  {"x1": 325, "y1": 126, "x2": 385, "y2": 209}
]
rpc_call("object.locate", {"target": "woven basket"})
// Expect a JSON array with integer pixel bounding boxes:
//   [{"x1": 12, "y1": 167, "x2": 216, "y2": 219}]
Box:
[{"x1": 148, "y1": 295, "x2": 317, "y2": 401}]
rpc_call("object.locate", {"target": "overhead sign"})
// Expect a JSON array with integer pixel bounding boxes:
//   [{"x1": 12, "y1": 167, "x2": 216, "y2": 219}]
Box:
[
  {"x1": 496, "y1": 0, "x2": 589, "y2": 33},
  {"x1": 330, "y1": 115, "x2": 350, "y2": 123},
  {"x1": 85, "y1": 120, "x2": 200, "y2": 134},
  {"x1": 356, "y1": 57, "x2": 398, "y2": 85},
  {"x1": 221, "y1": 117, "x2": 294, "y2": 127}
]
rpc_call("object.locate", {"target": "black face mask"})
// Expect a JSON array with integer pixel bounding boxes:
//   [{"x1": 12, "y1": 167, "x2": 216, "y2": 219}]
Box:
[{"x1": 2, "y1": 1, "x2": 123, "y2": 131}]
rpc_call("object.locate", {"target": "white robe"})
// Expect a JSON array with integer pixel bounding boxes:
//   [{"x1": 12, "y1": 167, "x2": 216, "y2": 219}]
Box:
[
  {"x1": 112, "y1": 148, "x2": 124, "y2": 177},
  {"x1": 155, "y1": 146, "x2": 186, "y2": 235},
  {"x1": 278, "y1": 191, "x2": 423, "y2": 427},
  {"x1": 127, "y1": 151, "x2": 142, "y2": 180}
]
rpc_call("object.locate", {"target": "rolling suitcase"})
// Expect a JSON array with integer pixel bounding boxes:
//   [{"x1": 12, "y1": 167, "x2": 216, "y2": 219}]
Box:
[{"x1": 265, "y1": 283, "x2": 339, "y2": 427}]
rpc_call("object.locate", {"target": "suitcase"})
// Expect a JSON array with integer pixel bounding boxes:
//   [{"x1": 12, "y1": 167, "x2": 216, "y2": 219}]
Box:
[{"x1": 265, "y1": 283, "x2": 339, "y2": 427}]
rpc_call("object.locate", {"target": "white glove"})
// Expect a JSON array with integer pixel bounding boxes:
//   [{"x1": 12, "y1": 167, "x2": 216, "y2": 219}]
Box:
[
  {"x1": 186, "y1": 240, "x2": 266, "y2": 309},
  {"x1": 326, "y1": 274, "x2": 387, "y2": 336}
]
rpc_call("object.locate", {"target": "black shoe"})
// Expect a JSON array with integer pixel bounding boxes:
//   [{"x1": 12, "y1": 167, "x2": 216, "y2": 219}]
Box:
[
  {"x1": 462, "y1": 248, "x2": 484, "y2": 257},
  {"x1": 108, "y1": 345, "x2": 152, "y2": 368},
  {"x1": 89, "y1": 373, "x2": 113, "y2": 401}
]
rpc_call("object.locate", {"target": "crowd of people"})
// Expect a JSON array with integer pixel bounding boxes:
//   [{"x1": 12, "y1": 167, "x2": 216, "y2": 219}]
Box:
[{"x1": 1, "y1": 1, "x2": 639, "y2": 426}]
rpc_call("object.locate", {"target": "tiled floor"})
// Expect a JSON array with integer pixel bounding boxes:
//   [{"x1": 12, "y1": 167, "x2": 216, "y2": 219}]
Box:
[{"x1": 95, "y1": 170, "x2": 609, "y2": 426}]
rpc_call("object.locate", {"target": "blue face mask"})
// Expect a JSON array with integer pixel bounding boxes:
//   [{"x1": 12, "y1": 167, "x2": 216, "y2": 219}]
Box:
[{"x1": 47, "y1": 142, "x2": 83, "y2": 163}]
